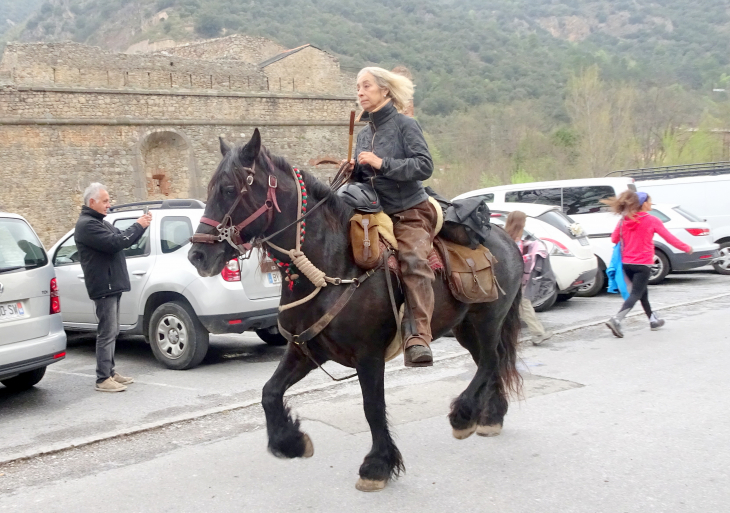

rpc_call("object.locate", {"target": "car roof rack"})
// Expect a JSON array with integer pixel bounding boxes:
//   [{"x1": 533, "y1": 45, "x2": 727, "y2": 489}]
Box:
[
  {"x1": 606, "y1": 161, "x2": 730, "y2": 181},
  {"x1": 108, "y1": 199, "x2": 205, "y2": 212}
]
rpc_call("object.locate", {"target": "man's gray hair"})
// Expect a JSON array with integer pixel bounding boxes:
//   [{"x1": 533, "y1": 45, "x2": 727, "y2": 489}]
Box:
[{"x1": 83, "y1": 183, "x2": 107, "y2": 206}]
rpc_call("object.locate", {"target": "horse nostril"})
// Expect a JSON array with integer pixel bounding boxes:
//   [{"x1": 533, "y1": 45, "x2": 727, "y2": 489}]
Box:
[{"x1": 189, "y1": 249, "x2": 205, "y2": 265}]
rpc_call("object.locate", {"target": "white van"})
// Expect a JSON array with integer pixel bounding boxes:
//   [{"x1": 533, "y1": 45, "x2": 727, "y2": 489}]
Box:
[
  {"x1": 0, "y1": 212, "x2": 67, "y2": 391},
  {"x1": 634, "y1": 175, "x2": 730, "y2": 274}
]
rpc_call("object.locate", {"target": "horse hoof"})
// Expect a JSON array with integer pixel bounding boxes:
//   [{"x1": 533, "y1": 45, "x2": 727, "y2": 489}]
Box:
[
  {"x1": 302, "y1": 433, "x2": 314, "y2": 458},
  {"x1": 452, "y1": 424, "x2": 477, "y2": 440},
  {"x1": 476, "y1": 424, "x2": 502, "y2": 437},
  {"x1": 356, "y1": 478, "x2": 387, "y2": 492}
]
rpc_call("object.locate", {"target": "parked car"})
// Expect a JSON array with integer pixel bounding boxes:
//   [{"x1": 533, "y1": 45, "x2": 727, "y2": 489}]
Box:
[
  {"x1": 586, "y1": 203, "x2": 719, "y2": 289},
  {"x1": 634, "y1": 174, "x2": 730, "y2": 275},
  {"x1": 0, "y1": 212, "x2": 67, "y2": 391},
  {"x1": 486, "y1": 203, "x2": 598, "y2": 311},
  {"x1": 453, "y1": 177, "x2": 636, "y2": 295},
  {"x1": 49, "y1": 199, "x2": 283, "y2": 370}
]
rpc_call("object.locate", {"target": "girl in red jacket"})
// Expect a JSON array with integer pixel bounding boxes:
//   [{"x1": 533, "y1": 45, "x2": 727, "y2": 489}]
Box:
[{"x1": 604, "y1": 191, "x2": 692, "y2": 338}]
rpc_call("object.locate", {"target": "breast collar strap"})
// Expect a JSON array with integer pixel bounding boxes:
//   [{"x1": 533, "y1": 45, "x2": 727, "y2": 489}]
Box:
[{"x1": 191, "y1": 160, "x2": 281, "y2": 254}]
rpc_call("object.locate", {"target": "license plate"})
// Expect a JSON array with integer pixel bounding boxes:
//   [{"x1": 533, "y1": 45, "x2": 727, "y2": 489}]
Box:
[
  {"x1": 579, "y1": 237, "x2": 590, "y2": 246},
  {"x1": 0, "y1": 301, "x2": 25, "y2": 322},
  {"x1": 267, "y1": 272, "x2": 281, "y2": 285}
]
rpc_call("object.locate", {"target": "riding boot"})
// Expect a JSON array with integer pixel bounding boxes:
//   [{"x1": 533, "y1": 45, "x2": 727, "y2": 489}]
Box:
[{"x1": 392, "y1": 200, "x2": 438, "y2": 368}]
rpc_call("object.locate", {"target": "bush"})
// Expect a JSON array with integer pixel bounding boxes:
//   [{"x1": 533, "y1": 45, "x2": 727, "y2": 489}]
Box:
[{"x1": 194, "y1": 13, "x2": 222, "y2": 37}]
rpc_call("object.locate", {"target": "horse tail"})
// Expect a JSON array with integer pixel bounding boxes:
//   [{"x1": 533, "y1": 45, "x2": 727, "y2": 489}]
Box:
[{"x1": 497, "y1": 286, "x2": 523, "y2": 397}]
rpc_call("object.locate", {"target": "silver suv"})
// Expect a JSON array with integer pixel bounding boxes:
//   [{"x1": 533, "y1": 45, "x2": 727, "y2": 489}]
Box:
[
  {"x1": 0, "y1": 212, "x2": 67, "y2": 390},
  {"x1": 49, "y1": 199, "x2": 283, "y2": 370}
]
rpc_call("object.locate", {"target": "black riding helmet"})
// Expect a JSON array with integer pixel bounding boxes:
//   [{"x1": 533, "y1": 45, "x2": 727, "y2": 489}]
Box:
[{"x1": 337, "y1": 182, "x2": 382, "y2": 213}]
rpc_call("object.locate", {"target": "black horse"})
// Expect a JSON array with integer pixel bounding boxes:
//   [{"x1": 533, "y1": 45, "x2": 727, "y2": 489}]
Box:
[{"x1": 188, "y1": 129, "x2": 524, "y2": 492}]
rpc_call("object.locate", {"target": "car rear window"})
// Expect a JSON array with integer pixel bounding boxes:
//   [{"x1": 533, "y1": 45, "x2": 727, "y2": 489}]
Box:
[
  {"x1": 505, "y1": 188, "x2": 561, "y2": 206},
  {"x1": 161, "y1": 216, "x2": 193, "y2": 254},
  {"x1": 479, "y1": 193, "x2": 494, "y2": 203},
  {"x1": 0, "y1": 218, "x2": 48, "y2": 273},
  {"x1": 562, "y1": 186, "x2": 615, "y2": 215},
  {"x1": 673, "y1": 206, "x2": 703, "y2": 223},
  {"x1": 536, "y1": 210, "x2": 579, "y2": 239}
]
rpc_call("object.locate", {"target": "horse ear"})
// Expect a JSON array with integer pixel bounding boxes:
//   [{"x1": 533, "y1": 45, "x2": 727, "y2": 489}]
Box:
[
  {"x1": 241, "y1": 128, "x2": 261, "y2": 162},
  {"x1": 219, "y1": 137, "x2": 231, "y2": 156}
]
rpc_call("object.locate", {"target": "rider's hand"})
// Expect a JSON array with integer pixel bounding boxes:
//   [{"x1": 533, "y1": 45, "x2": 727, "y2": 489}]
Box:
[
  {"x1": 358, "y1": 151, "x2": 383, "y2": 170},
  {"x1": 137, "y1": 213, "x2": 152, "y2": 229},
  {"x1": 340, "y1": 159, "x2": 355, "y2": 172}
]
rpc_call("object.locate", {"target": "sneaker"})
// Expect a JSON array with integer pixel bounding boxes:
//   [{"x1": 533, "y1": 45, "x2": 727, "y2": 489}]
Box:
[
  {"x1": 95, "y1": 377, "x2": 127, "y2": 393},
  {"x1": 112, "y1": 372, "x2": 134, "y2": 385},
  {"x1": 532, "y1": 331, "x2": 553, "y2": 346},
  {"x1": 650, "y1": 314, "x2": 665, "y2": 331},
  {"x1": 606, "y1": 317, "x2": 624, "y2": 338}
]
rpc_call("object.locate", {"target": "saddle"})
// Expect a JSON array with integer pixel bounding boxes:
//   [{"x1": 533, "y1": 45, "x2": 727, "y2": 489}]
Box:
[{"x1": 348, "y1": 200, "x2": 501, "y2": 305}]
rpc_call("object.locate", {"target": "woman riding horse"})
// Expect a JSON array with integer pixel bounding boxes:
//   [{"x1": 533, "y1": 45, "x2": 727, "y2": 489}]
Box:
[{"x1": 348, "y1": 67, "x2": 437, "y2": 367}]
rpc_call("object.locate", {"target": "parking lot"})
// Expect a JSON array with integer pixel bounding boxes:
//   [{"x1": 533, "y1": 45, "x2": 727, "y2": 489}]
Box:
[{"x1": 0, "y1": 266, "x2": 727, "y2": 465}]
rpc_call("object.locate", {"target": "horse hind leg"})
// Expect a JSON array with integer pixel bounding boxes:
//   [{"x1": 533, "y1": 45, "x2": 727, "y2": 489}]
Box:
[
  {"x1": 448, "y1": 316, "x2": 483, "y2": 439},
  {"x1": 355, "y1": 355, "x2": 404, "y2": 492},
  {"x1": 449, "y1": 296, "x2": 522, "y2": 439},
  {"x1": 262, "y1": 346, "x2": 317, "y2": 459}
]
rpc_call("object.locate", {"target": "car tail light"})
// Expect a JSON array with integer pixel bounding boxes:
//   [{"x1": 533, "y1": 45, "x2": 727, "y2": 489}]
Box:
[
  {"x1": 221, "y1": 259, "x2": 241, "y2": 282},
  {"x1": 541, "y1": 237, "x2": 573, "y2": 257},
  {"x1": 50, "y1": 277, "x2": 61, "y2": 314},
  {"x1": 685, "y1": 228, "x2": 709, "y2": 236}
]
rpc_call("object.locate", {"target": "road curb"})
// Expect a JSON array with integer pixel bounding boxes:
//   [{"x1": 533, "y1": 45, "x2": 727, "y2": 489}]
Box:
[{"x1": 3, "y1": 290, "x2": 730, "y2": 466}]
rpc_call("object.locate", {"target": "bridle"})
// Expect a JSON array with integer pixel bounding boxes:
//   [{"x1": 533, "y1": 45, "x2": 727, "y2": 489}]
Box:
[{"x1": 190, "y1": 160, "x2": 281, "y2": 254}]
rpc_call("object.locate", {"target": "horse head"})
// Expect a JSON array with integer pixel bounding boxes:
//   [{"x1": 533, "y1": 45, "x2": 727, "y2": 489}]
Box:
[{"x1": 188, "y1": 129, "x2": 279, "y2": 277}]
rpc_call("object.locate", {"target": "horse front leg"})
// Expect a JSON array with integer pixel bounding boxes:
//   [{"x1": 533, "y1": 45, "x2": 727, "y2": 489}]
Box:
[
  {"x1": 355, "y1": 355, "x2": 404, "y2": 492},
  {"x1": 262, "y1": 345, "x2": 317, "y2": 459}
]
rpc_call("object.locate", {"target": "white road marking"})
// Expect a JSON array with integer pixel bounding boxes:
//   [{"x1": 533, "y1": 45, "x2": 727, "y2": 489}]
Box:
[{"x1": 47, "y1": 370, "x2": 200, "y2": 391}]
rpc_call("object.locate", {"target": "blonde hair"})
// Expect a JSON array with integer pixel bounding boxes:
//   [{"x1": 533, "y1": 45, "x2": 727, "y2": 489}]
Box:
[
  {"x1": 601, "y1": 190, "x2": 650, "y2": 218},
  {"x1": 505, "y1": 211, "x2": 527, "y2": 242},
  {"x1": 357, "y1": 67, "x2": 414, "y2": 114}
]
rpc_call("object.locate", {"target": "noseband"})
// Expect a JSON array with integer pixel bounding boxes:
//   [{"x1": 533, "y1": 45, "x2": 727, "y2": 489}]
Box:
[{"x1": 190, "y1": 160, "x2": 282, "y2": 254}]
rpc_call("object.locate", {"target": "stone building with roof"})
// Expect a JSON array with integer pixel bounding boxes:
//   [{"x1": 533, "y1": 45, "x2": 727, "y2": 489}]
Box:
[{"x1": 0, "y1": 36, "x2": 357, "y2": 244}]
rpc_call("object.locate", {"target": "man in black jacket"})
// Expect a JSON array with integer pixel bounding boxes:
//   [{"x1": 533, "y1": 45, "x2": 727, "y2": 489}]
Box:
[{"x1": 75, "y1": 183, "x2": 151, "y2": 393}]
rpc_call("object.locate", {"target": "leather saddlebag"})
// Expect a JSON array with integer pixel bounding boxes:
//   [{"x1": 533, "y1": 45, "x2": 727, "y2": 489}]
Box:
[
  {"x1": 350, "y1": 213, "x2": 382, "y2": 269},
  {"x1": 435, "y1": 238, "x2": 500, "y2": 303}
]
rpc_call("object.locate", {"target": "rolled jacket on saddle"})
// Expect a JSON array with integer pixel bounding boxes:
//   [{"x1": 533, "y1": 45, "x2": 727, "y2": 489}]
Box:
[{"x1": 353, "y1": 101, "x2": 437, "y2": 364}]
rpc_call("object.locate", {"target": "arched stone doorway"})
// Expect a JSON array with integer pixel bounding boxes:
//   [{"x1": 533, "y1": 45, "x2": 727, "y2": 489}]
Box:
[{"x1": 139, "y1": 130, "x2": 198, "y2": 200}]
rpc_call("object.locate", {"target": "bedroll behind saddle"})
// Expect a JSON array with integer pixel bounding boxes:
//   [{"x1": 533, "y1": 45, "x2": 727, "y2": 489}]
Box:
[{"x1": 434, "y1": 238, "x2": 501, "y2": 304}]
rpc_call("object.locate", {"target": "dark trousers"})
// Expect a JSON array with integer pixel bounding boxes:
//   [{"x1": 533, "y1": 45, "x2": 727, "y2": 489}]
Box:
[
  {"x1": 392, "y1": 200, "x2": 438, "y2": 348},
  {"x1": 620, "y1": 264, "x2": 652, "y2": 317},
  {"x1": 93, "y1": 294, "x2": 121, "y2": 383}
]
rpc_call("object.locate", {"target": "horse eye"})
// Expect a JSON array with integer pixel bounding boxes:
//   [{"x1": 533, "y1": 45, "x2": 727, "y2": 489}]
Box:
[{"x1": 223, "y1": 186, "x2": 236, "y2": 196}]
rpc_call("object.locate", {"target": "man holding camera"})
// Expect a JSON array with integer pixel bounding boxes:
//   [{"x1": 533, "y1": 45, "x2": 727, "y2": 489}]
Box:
[{"x1": 75, "y1": 183, "x2": 152, "y2": 393}]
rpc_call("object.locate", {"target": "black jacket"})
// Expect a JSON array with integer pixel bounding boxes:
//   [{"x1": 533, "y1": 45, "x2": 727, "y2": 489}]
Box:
[
  {"x1": 74, "y1": 206, "x2": 146, "y2": 300},
  {"x1": 353, "y1": 101, "x2": 434, "y2": 214}
]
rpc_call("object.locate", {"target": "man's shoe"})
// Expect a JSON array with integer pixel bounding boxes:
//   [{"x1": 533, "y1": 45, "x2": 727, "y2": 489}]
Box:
[
  {"x1": 532, "y1": 331, "x2": 553, "y2": 346},
  {"x1": 112, "y1": 372, "x2": 134, "y2": 385},
  {"x1": 404, "y1": 345, "x2": 433, "y2": 367},
  {"x1": 95, "y1": 377, "x2": 127, "y2": 393},
  {"x1": 606, "y1": 317, "x2": 624, "y2": 338}
]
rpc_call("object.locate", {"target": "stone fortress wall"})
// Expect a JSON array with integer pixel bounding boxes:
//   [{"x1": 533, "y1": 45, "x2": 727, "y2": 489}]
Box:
[{"x1": 0, "y1": 35, "x2": 359, "y2": 245}]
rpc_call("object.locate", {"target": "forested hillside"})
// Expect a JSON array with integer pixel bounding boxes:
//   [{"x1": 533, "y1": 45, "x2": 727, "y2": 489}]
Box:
[
  {"x1": 7, "y1": 0, "x2": 730, "y2": 196},
  {"x1": 0, "y1": 0, "x2": 43, "y2": 39}
]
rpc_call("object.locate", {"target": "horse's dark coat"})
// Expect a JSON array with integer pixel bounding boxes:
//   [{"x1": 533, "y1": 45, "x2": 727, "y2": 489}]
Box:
[{"x1": 189, "y1": 130, "x2": 524, "y2": 487}]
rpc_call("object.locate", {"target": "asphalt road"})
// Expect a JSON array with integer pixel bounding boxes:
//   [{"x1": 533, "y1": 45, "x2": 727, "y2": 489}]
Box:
[{"x1": 0, "y1": 267, "x2": 729, "y2": 511}]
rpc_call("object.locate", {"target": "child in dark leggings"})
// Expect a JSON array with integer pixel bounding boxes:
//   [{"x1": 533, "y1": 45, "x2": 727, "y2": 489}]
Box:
[{"x1": 603, "y1": 191, "x2": 692, "y2": 338}]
